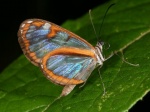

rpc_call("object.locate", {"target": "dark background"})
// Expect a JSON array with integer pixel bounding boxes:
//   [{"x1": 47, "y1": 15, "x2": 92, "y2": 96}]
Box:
[{"x1": 0, "y1": 0, "x2": 149, "y2": 111}]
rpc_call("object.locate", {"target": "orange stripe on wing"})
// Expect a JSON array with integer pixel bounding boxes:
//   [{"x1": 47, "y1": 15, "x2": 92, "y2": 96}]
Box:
[
  {"x1": 43, "y1": 47, "x2": 96, "y2": 60},
  {"x1": 32, "y1": 21, "x2": 44, "y2": 27},
  {"x1": 47, "y1": 25, "x2": 60, "y2": 38}
]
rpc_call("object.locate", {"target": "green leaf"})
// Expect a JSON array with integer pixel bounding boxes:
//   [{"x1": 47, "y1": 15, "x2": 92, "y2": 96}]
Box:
[{"x1": 0, "y1": 0, "x2": 150, "y2": 112}]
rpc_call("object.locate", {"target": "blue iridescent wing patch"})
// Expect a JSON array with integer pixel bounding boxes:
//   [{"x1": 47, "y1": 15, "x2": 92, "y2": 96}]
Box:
[{"x1": 46, "y1": 55, "x2": 96, "y2": 81}]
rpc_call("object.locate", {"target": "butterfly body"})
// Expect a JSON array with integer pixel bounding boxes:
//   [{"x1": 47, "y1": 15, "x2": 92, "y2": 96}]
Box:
[{"x1": 18, "y1": 19, "x2": 104, "y2": 96}]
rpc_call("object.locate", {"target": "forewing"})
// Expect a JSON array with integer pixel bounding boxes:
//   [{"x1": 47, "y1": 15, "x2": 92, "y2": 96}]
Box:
[{"x1": 18, "y1": 19, "x2": 95, "y2": 66}]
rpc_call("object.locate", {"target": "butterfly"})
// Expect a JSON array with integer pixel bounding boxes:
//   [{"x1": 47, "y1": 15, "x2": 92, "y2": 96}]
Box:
[{"x1": 18, "y1": 19, "x2": 105, "y2": 97}]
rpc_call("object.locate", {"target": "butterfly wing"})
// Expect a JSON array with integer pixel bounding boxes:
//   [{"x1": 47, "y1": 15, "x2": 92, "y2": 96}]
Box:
[
  {"x1": 41, "y1": 47, "x2": 97, "y2": 85},
  {"x1": 18, "y1": 19, "x2": 97, "y2": 85},
  {"x1": 18, "y1": 19, "x2": 95, "y2": 66}
]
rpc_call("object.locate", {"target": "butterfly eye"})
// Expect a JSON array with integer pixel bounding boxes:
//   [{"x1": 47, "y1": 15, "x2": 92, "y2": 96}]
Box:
[
  {"x1": 104, "y1": 42, "x2": 110, "y2": 50},
  {"x1": 100, "y1": 41, "x2": 104, "y2": 46},
  {"x1": 97, "y1": 40, "x2": 104, "y2": 46}
]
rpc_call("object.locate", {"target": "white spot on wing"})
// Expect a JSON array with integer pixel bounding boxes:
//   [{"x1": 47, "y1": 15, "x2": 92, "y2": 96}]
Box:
[
  {"x1": 43, "y1": 23, "x2": 51, "y2": 29},
  {"x1": 27, "y1": 20, "x2": 33, "y2": 23},
  {"x1": 21, "y1": 24, "x2": 25, "y2": 27},
  {"x1": 41, "y1": 65, "x2": 43, "y2": 69},
  {"x1": 47, "y1": 75, "x2": 50, "y2": 78},
  {"x1": 20, "y1": 30, "x2": 23, "y2": 34}
]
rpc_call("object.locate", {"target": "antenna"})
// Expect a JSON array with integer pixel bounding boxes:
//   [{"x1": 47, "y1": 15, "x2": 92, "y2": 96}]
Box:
[
  {"x1": 89, "y1": 9, "x2": 99, "y2": 40},
  {"x1": 89, "y1": 3, "x2": 115, "y2": 40}
]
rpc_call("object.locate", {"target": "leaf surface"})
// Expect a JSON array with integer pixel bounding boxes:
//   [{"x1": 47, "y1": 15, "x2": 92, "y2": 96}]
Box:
[{"x1": 0, "y1": 0, "x2": 150, "y2": 112}]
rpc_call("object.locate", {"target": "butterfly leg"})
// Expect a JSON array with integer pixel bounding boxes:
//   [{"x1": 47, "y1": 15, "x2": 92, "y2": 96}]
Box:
[
  {"x1": 115, "y1": 51, "x2": 139, "y2": 66},
  {"x1": 79, "y1": 81, "x2": 87, "y2": 88},
  {"x1": 104, "y1": 51, "x2": 114, "y2": 61}
]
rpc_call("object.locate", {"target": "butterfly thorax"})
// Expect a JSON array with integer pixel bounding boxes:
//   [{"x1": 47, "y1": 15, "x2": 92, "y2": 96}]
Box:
[{"x1": 95, "y1": 42, "x2": 105, "y2": 66}]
